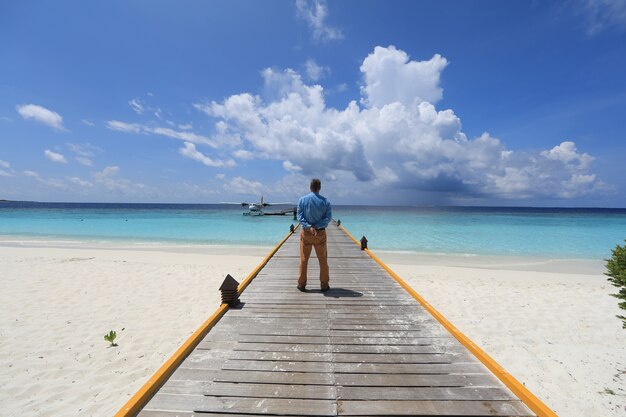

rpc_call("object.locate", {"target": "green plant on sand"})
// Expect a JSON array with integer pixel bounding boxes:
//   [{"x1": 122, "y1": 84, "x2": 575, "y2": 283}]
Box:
[
  {"x1": 605, "y1": 240, "x2": 626, "y2": 329},
  {"x1": 104, "y1": 330, "x2": 118, "y2": 347}
]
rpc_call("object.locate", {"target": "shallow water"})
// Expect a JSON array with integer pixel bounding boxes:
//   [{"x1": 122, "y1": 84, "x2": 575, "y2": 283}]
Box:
[{"x1": 1, "y1": 202, "x2": 625, "y2": 259}]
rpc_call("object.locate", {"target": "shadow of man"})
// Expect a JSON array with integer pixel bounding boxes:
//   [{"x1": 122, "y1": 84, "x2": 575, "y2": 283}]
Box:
[{"x1": 321, "y1": 287, "x2": 363, "y2": 298}]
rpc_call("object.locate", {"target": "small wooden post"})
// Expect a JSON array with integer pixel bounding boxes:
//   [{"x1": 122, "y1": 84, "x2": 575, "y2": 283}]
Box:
[
  {"x1": 337, "y1": 219, "x2": 341, "y2": 226},
  {"x1": 360, "y1": 236, "x2": 368, "y2": 250},
  {"x1": 219, "y1": 274, "x2": 240, "y2": 306},
  {"x1": 290, "y1": 224, "x2": 295, "y2": 232}
]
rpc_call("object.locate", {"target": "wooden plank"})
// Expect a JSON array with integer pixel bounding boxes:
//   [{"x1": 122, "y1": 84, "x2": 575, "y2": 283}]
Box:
[
  {"x1": 231, "y1": 304, "x2": 412, "y2": 312},
  {"x1": 329, "y1": 330, "x2": 442, "y2": 338},
  {"x1": 332, "y1": 352, "x2": 462, "y2": 364},
  {"x1": 329, "y1": 317, "x2": 432, "y2": 324},
  {"x1": 139, "y1": 411, "x2": 273, "y2": 417},
  {"x1": 330, "y1": 324, "x2": 429, "y2": 330},
  {"x1": 231, "y1": 342, "x2": 461, "y2": 355},
  {"x1": 337, "y1": 386, "x2": 516, "y2": 401},
  {"x1": 235, "y1": 334, "x2": 457, "y2": 346},
  {"x1": 238, "y1": 300, "x2": 416, "y2": 306},
  {"x1": 334, "y1": 373, "x2": 501, "y2": 387},
  {"x1": 208, "y1": 382, "x2": 337, "y2": 399},
  {"x1": 137, "y1": 411, "x2": 197, "y2": 417},
  {"x1": 169, "y1": 367, "x2": 219, "y2": 381},
  {"x1": 208, "y1": 328, "x2": 448, "y2": 338},
  {"x1": 214, "y1": 370, "x2": 335, "y2": 385},
  {"x1": 159, "y1": 380, "x2": 336, "y2": 399},
  {"x1": 222, "y1": 329, "x2": 332, "y2": 336},
  {"x1": 337, "y1": 400, "x2": 534, "y2": 416},
  {"x1": 330, "y1": 344, "x2": 460, "y2": 355},
  {"x1": 237, "y1": 334, "x2": 330, "y2": 344},
  {"x1": 145, "y1": 393, "x2": 337, "y2": 416},
  {"x1": 229, "y1": 350, "x2": 333, "y2": 361},
  {"x1": 227, "y1": 348, "x2": 468, "y2": 362},
  {"x1": 215, "y1": 321, "x2": 329, "y2": 331},
  {"x1": 232, "y1": 342, "x2": 332, "y2": 353},
  {"x1": 330, "y1": 336, "x2": 457, "y2": 345},
  {"x1": 155, "y1": 379, "x2": 214, "y2": 395},
  {"x1": 333, "y1": 362, "x2": 487, "y2": 374},
  {"x1": 183, "y1": 349, "x2": 233, "y2": 363},
  {"x1": 222, "y1": 359, "x2": 333, "y2": 373},
  {"x1": 222, "y1": 360, "x2": 486, "y2": 375},
  {"x1": 219, "y1": 313, "x2": 327, "y2": 320},
  {"x1": 174, "y1": 359, "x2": 225, "y2": 370}
]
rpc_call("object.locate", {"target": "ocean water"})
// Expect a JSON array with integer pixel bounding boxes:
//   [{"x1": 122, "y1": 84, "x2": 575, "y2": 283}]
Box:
[{"x1": 1, "y1": 202, "x2": 625, "y2": 260}]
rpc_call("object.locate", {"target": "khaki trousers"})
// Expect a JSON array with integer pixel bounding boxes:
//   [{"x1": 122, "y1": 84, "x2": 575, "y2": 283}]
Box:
[{"x1": 298, "y1": 229, "x2": 330, "y2": 288}]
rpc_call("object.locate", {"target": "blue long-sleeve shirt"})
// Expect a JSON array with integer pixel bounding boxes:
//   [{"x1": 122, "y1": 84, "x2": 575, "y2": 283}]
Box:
[{"x1": 297, "y1": 192, "x2": 332, "y2": 229}]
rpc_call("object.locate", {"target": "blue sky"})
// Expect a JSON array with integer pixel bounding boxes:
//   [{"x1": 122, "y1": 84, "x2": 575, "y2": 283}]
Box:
[{"x1": 1, "y1": 0, "x2": 625, "y2": 206}]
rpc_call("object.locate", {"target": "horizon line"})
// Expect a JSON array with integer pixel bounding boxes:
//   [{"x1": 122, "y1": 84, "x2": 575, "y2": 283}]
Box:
[{"x1": 2, "y1": 199, "x2": 625, "y2": 210}]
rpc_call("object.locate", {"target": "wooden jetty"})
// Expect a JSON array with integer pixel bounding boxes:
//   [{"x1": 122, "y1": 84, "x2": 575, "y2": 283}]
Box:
[{"x1": 117, "y1": 223, "x2": 557, "y2": 417}]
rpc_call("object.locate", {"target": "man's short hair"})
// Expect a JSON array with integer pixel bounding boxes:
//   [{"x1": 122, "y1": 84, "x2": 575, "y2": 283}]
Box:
[{"x1": 310, "y1": 178, "x2": 321, "y2": 192}]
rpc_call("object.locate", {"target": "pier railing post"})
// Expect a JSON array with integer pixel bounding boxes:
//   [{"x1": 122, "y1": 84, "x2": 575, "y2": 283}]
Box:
[{"x1": 360, "y1": 236, "x2": 368, "y2": 250}]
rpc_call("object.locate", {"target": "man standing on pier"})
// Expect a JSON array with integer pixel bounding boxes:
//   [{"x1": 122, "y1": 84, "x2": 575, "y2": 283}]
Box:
[{"x1": 297, "y1": 178, "x2": 332, "y2": 292}]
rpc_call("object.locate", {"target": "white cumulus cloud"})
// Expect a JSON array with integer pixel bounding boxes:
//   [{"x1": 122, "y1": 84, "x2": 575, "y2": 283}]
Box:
[
  {"x1": 16, "y1": 104, "x2": 65, "y2": 131},
  {"x1": 44, "y1": 150, "x2": 67, "y2": 164},
  {"x1": 92, "y1": 166, "x2": 150, "y2": 194},
  {"x1": 233, "y1": 149, "x2": 256, "y2": 160},
  {"x1": 360, "y1": 46, "x2": 448, "y2": 108},
  {"x1": 283, "y1": 161, "x2": 303, "y2": 172},
  {"x1": 68, "y1": 176, "x2": 93, "y2": 187},
  {"x1": 179, "y1": 142, "x2": 236, "y2": 168},
  {"x1": 304, "y1": 59, "x2": 330, "y2": 81},
  {"x1": 541, "y1": 141, "x2": 594, "y2": 170},
  {"x1": 296, "y1": 0, "x2": 343, "y2": 43},
  {"x1": 198, "y1": 45, "x2": 604, "y2": 201}
]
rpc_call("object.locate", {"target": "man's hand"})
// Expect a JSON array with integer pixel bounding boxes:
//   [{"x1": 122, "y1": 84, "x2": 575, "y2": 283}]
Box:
[{"x1": 308, "y1": 226, "x2": 317, "y2": 236}]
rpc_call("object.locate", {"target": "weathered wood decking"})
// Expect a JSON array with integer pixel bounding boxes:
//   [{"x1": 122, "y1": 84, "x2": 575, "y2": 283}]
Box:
[{"x1": 137, "y1": 225, "x2": 536, "y2": 416}]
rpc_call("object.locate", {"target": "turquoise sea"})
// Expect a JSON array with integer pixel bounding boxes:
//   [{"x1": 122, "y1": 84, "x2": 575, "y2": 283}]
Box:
[{"x1": 1, "y1": 202, "x2": 625, "y2": 260}]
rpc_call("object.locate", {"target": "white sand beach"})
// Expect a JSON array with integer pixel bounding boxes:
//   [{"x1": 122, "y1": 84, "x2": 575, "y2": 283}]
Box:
[{"x1": 1, "y1": 239, "x2": 625, "y2": 417}]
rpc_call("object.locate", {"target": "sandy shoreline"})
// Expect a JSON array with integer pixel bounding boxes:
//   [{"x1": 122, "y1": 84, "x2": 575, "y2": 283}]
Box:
[{"x1": 1, "y1": 239, "x2": 624, "y2": 416}]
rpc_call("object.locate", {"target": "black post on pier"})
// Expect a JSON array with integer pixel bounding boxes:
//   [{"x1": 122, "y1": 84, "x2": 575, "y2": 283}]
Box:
[{"x1": 219, "y1": 274, "x2": 240, "y2": 306}]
